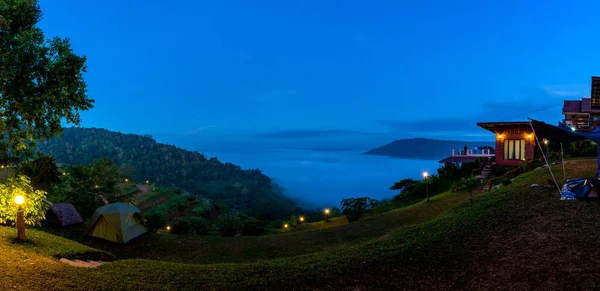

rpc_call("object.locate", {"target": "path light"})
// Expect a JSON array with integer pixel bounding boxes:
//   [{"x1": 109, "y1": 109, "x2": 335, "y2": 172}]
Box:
[
  {"x1": 146, "y1": 180, "x2": 149, "y2": 184},
  {"x1": 422, "y1": 171, "x2": 430, "y2": 202},
  {"x1": 125, "y1": 178, "x2": 129, "y2": 183},
  {"x1": 284, "y1": 224, "x2": 289, "y2": 229},
  {"x1": 14, "y1": 195, "x2": 25, "y2": 240},
  {"x1": 324, "y1": 208, "x2": 330, "y2": 222},
  {"x1": 299, "y1": 216, "x2": 305, "y2": 223},
  {"x1": 166, "y1": 226, "x2": 171, "y2": 231}
]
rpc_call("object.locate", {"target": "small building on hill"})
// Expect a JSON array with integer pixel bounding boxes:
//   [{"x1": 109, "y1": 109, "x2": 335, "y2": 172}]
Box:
[
  {"x1": 562, "y1": 76, "x2": 600, "y2": 131},
  {"x1": 477, "y1": 121, "x2": 548, "y2": 166}
]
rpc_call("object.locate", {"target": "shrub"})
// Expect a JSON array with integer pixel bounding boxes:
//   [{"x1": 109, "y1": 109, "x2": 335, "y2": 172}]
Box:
[
  {"x1": 170, "y1": 217, "x2": 191, "y2": 235},
  {"x1": 241, "y1": 217, "x2": 265, "y2": 236},
  {"x1": 340, "y1": 197, "x2": 379, "y2": 223},
  {"x1": 0, "y1": 175, "x2": 49, "y2": 226},
  {"x1": 144, "y1": 210, "x2": 167, "y2": 233},
  {"x1": 502, "y1": 178, "x2": 512, "y2": 186},
  {"x1": 215, "y1": 213, "x2": 243, "y2": 237},
  {"x1": 189, "y1": 217, "x2": 211, "y2": 235}
]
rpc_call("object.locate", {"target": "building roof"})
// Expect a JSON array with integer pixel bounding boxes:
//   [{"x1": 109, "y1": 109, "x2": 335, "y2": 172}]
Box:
[
  {"x1": 476, "y1": 121, "x2": 531, "y2": 133},
  {"x1": 563, "y1": 100, "x2": 582, "y2": 113},
  {"x1": 439, "y1": 156, "x2": 480, "y2": 164}
]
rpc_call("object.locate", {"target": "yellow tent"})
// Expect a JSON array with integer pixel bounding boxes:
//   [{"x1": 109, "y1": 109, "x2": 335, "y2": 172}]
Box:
[{"x1": 85, "y1": 203, "x2": 147, "y2": 243}]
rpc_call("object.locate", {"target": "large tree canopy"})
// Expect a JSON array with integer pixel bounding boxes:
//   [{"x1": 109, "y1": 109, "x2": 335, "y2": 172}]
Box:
[{"x1": 0, "y1": 0, "x2": 94, "y2": 161}]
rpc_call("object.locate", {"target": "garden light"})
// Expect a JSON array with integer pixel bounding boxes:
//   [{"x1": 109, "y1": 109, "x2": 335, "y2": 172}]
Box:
[
  {"x1": 324, "y1": 208, "x2": 330, "y2": 214},
  {"x1": 166, "y1": 226, "x2": 171, "y2": 231},
  {"x1": 14, "y1": 195, "x2": 25, "y2": 240},
  {"x1": 284, "y1": 224, "x2": 289, "y2": 229},
  {"x1": 125, "y1": 178, "x2": 129, "y2": 182},
  {"x1": 14, "y1": 195, "x2": 24, "y2": 205},
  {"x1": 422, "y1": 171, "x2": 429, "y2": 178},
  {"x1": 299, "y1": 216, "x2": 304, "y2": 223}
]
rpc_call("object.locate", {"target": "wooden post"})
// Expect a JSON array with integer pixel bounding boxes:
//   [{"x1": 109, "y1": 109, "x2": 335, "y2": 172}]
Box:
[{"x1": 16, "y1": 206, "x2": 25, "y2": 241}]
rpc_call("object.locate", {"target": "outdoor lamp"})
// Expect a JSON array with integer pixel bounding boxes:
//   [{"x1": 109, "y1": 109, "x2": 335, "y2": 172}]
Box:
[
  {"x1": 299, "y1": 216, "x2": 305, "y2": 223},
  {"x1": 14, "y1": 195, "x2": 25, "y2": 240},
  {"x1": 125, "y1": 178, "x2": 129, "y2": 182},
  {"x1": 284, "y1": 224, "x2": 289, "y2": 229},
  {"x1": 422, "y1": 171, "x2": 430, "y2": 202},
  {"x1": 166, "y1": 226, "x2": 171, "y2": 231},
  {"x1": 324, "y1": 208, "x2": 330, "y2": 222}
]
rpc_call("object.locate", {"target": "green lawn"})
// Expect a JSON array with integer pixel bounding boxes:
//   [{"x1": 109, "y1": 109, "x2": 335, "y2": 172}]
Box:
[{"x1": 2, "y1": 158, "x2": 600, "y2": 290}]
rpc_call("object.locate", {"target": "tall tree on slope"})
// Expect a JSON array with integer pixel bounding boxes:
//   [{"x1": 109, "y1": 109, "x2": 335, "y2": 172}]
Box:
[{"x1": 0, "y1": 0, "x2": 94, "y2": 162}]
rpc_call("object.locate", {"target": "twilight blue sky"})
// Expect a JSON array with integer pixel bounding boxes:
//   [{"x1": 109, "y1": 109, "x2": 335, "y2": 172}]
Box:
[{"x1": 39, "y1": 0, "x2": 599, "y2": 151}]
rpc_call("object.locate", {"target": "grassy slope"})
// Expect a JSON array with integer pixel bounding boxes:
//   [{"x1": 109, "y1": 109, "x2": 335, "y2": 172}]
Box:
[
  {"x1": 89, "y1": 189, "x2": 472, "y2": 264},
  {"x1": 3, "y1": 158, "x2": 600, "y2": 290}
]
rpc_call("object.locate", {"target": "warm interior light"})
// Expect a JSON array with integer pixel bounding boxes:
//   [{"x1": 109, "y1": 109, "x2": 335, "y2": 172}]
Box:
[
  {"x1": 527, "y1": 134, "x2": 532, "y2": 139},
  {"x1": 14, "y1": 195, "x2": 24, "y2": 205}
]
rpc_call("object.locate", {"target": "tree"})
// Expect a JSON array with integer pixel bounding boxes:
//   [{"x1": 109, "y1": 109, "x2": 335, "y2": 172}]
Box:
[
  {"x1": 458, "y1": 176, "x2": 481, "y2": 205},
  {"x1": 18, "y1": 154, "x2": 61, "y2": 192},
  {"x1": 0, "y1": 175, "x2": 49, "y2": 225},
  {"x1": 65, "y1": 158, "x2": 130, "y2": 218},
  {"x1": 390, "y1": 178, "x2": 419, "y2": 194},
  {"x1": 0, "y1": 0, "x2": 94, "y2": 160},
  {"x1": 340, "y1": 197, "x2": 379, "y2": 223}
]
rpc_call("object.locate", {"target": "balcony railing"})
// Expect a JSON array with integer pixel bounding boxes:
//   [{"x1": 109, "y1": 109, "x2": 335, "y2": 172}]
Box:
[{"x1": 451, "y1": 148, "x2": 494, "y2": 156}]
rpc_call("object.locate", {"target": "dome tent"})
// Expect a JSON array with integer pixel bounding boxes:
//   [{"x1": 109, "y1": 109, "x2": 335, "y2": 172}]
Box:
[
  {"x1": 45, "y1": 203, "x2": 83, "y2": 226},
  {"x1": 85, "y1": 203, "x2": 147, "y2": 243}
]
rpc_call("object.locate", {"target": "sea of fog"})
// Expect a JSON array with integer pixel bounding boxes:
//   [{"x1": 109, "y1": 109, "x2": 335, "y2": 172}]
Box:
[{"x1": 201, "y1": 149, "x2": 440, "y2": 209}]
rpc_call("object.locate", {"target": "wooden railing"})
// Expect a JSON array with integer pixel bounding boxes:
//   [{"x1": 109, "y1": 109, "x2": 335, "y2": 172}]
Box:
[{"x1": 487, "y1": 165, "x2": 525, "y2": 190}]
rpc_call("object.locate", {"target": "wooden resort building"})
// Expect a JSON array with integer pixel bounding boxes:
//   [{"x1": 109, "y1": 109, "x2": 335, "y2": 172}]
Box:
[{"x1": 439, "y1": 121, "x2": 550, "y2": 170}]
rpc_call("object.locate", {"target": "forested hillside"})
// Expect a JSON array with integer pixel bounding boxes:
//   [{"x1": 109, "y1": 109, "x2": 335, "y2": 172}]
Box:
[{"x1": 36, "y1": 127, "x2": 297, "y2": 219}]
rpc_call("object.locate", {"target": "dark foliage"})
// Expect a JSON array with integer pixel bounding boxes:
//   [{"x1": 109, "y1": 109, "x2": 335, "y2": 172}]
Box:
[
  {"x1": 170, "y1": 217, "x2": 191, "y2": 235},
  {"x1": 18, "y1": 154, "x2": 61, "y2": 192},
  {"x1": 392, "y1": 174, "x2": 453, "y2": 204},
  {"x1": 56, "y1": 158, "x2": 131, "y2": 218},
  {"x1": 35, "y1": 127, "x2": 297, "y2": 220},
  {"x1": 241, "y1": 217, "x2": 265, "y2": 236},
  {"x1": 189, "y1": 217, "x2": 211, "y2": 235},
  {"x1": 215, "y1": 213, "x2": 243, "y2": 237},
  {"x1": 340, "y1": 197, "x2": 379, "y2": 223},
  {"x1": 144, "y1": 211, "x2": 167, "y2": 233}
]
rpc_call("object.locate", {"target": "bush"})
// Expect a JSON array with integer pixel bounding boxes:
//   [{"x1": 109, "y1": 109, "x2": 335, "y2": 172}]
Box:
[
  {"x1": 0, "y1": 175, "x2": 49, "y2": 226},
  {"x1": 144, "y1": 210, "x2": 167, "y2": 233},
  {"x1": 502, "y1": 178, "x2": 512, "y2": 186},
  {"x1": 189, "y1": 217, "x2": 211, "y2": 235},
  {"x1": 241, "y1": 217, "x2": 265, "y2": 236},
  {"x1": 215, "y1": 213, "x2": 243, "y2": 237},
  {"x1": 340, "y1": 197, "x2": 379, "y2": 223},
  {"x1": 170, "y1": 217, "x2": 191, "y2": 235}
]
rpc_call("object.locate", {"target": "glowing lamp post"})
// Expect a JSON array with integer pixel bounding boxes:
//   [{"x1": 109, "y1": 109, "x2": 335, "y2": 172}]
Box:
[
  {"x1": 284, "y1": 223, "x2": 289, "y2": 229},
  {"x1": 423, "y1": 171, "x2": 430, "y2": 202},
  {"x1": 299, "y1": 216, "x2": 305, "y2": 223},
  {"x1": 324, "y1": 208, "x2": 330, "y2": 222},
  {"x1": 14, "y1": 195, "x2": 25, "y2": 240}
]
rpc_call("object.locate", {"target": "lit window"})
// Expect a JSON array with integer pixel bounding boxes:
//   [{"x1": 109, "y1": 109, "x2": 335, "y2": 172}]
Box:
[{"x1": 504, "y1": 139, "x2": 526, "y2": 160}]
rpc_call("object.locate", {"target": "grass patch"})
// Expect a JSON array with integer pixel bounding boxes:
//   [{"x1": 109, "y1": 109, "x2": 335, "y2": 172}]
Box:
[{"x1": 0, "y1": 226, "x2": 114, "y2": 261}]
